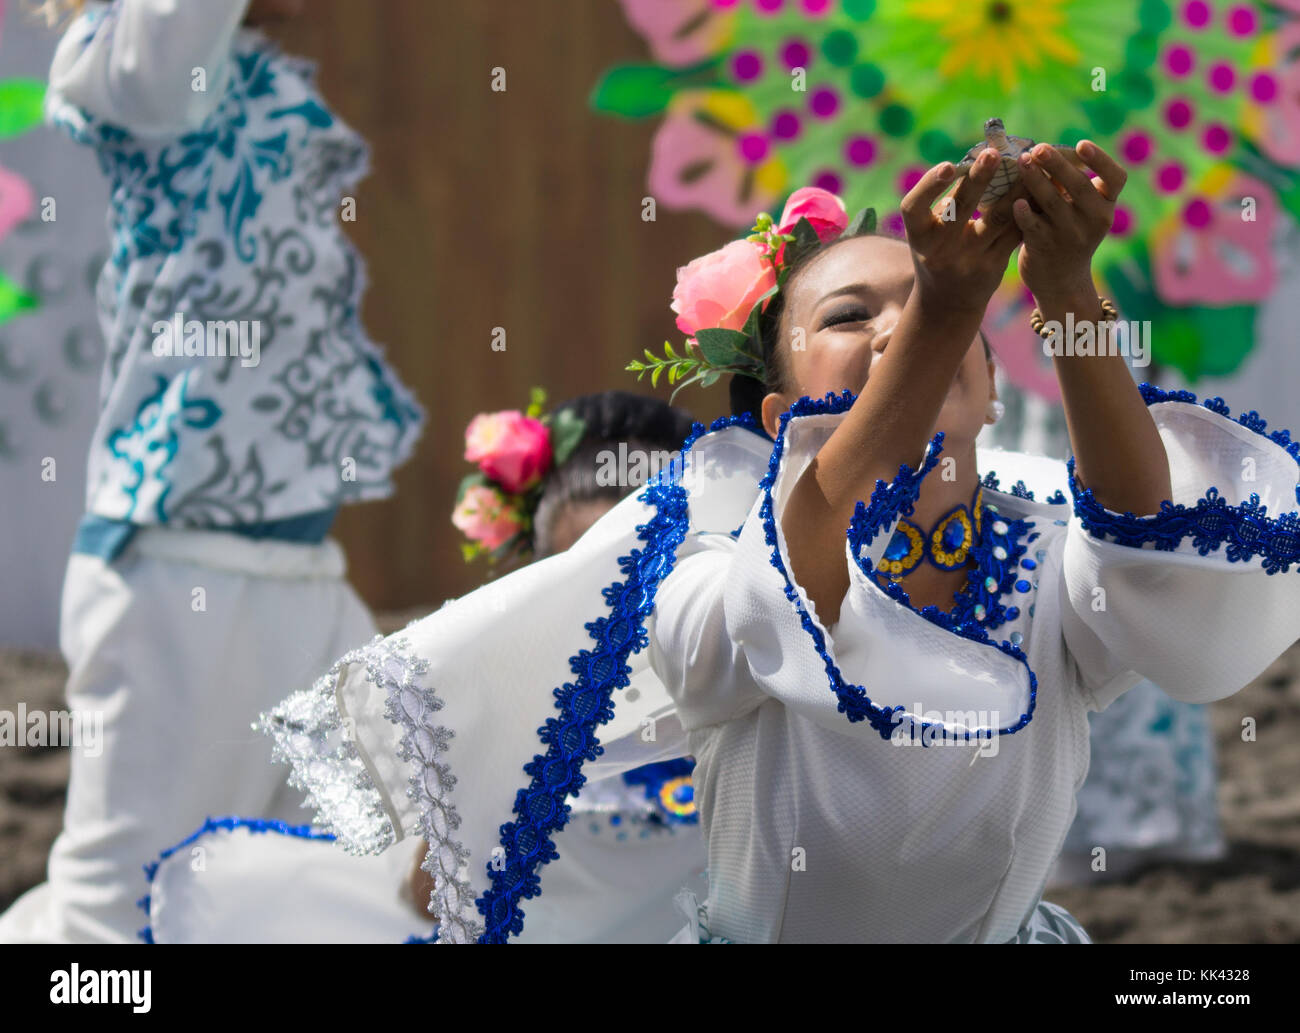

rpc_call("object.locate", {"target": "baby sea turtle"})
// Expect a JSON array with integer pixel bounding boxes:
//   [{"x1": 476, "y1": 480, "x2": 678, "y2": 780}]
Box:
[{"x1": 955, "y1": 117, "x2": 1088, "y2": 209}]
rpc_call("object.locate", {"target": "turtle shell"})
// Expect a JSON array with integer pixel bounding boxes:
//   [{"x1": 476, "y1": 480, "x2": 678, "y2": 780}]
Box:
[{"x1": 955, "y1": 134, "x2": 1088, "y2": 209}]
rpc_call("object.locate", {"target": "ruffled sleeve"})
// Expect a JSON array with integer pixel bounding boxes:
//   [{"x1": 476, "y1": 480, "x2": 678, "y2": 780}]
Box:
[
  {"x1": 256, "y1": 422, "x2": 774, "y2": 943},
  {"x1": 649, "y1": 394, "x2": 1038, "y2": 744},
  {"x1": 1061, "y1": 386, "x2": 1300, "y2": 712}
]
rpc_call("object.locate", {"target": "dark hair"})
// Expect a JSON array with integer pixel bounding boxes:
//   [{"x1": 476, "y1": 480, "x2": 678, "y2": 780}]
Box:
[
  {"x1": 533, "y1": 390, "x2": 696, "y2": 558},
  {"x1": 729, "y1": 232, "x2": 993, "y2": 423}
]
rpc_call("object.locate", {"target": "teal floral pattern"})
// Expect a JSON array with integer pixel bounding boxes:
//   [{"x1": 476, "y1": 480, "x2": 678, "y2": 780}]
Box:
[{"x1": 48, "y1": 10, "x2": 423, "y2": 527}]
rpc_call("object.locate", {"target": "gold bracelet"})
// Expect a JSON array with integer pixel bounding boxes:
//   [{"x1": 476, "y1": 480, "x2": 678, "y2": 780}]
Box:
[{"x1": 1029, "y1": 296, "x2": 1118, "y2": 339}]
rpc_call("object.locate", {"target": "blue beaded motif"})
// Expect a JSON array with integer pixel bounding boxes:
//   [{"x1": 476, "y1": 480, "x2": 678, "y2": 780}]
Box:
[
  {"x1": 474, "y1": 413, "x2": 767, "y2": 943},
  {"x1": 1067, "y1": 384, "x2": 1300, "y2": 574},
  {"x1": 862, "y1": 496, "x2": 1034, "y2": 635},
  {"x1": 622, "y1": 758, "x2": 699, "y2": 824},
  {"x1": 761, "y1": 392, "x2": 1038, "y2": 743},
  {"x1": 135, "y1": 815, "x2": 438, "y2": 944}
]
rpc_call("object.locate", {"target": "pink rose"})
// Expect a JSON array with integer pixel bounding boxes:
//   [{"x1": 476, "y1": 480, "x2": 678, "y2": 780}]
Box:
[
  {"x1": 775, "y1": 186, "x2": 848, "y2": 243},
  {"x1": 452, "y1": 484, "x2": 522, "y2": 551},
  {"x1": 670, "y1": 238, "x2": 777, "y2": 341},
  {"x1": 464, "y1": 410, "x2": 553, "y2": 493}
]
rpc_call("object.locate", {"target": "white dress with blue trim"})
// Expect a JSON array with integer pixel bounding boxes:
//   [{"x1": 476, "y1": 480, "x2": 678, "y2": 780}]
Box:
[
  {"x1": 46, "y1": 1, "x2": 423, "y2": 530},
  {"x1": 260, "y1": 386, "x2": 1300, "y2": 942}
]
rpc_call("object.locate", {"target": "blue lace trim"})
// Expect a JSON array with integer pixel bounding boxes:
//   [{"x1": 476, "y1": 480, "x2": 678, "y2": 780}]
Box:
[
  {"x1": 1068, "y1": 384, "x2": 1300, "y2": 574},
  {"x1": 760, "y1": 391, "x2": 1037, "y2": 741},
  {"x1": 473, "y1": 413, "x2": 766, "y2": 943},
  {"x1": 135, "y1": 815, "x2": 429, "y2": 944},
  {"x1": 979, "y1": 471, "x2": 1067, "y2": 506}
]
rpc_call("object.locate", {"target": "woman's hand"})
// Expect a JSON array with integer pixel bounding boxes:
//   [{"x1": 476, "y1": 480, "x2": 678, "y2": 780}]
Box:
[
  {"x1": 901, "y1": 149, "x2": 1026, "y2": 313},
  {"x1": 1013, "y1": 140, "x2": 1127, "y2": 303}
]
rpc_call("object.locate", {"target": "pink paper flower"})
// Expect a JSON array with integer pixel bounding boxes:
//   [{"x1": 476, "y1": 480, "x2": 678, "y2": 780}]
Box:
[
  {"x1": 617, "y1": 0, "x2": 735, "y2": 67},
  {"x1": 775, "y1": 186, "x2": 848, "y2": 242},
  {"x1": 1250, "y1": 23, "x2": 1300, "y2": 166},
  {"x1": 1152, "y1": 170, "x2": 1278, "y2": 306},
  {"x1": 670, "y1": 237, "x2": 776, "y2": 342},
  {"x1": 648, "y1": 100, "x2": 783, "y2": 228},
  {"x1": 463, "y1": 410, "x2": 553, "y2": 493},
  {"x1": 0, "y1": 164, "x2": 35, "y2": 242},
  {"x1": 451, "y1": 484, "x2": 522, "y2": 551}
]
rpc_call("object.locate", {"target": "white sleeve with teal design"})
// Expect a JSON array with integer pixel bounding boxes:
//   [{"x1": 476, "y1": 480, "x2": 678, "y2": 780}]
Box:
[{"x1": 49, "y1": 0, "x2": 251, "y2": 137}]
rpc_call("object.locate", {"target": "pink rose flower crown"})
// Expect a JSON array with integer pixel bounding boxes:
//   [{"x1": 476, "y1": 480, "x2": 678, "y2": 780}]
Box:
[
  {"x1": 628, "y1": 187, "x2": 875, "y2": 399},
  {"x1": 452, "y1": 387, "x2": 587, "y2": 563}
]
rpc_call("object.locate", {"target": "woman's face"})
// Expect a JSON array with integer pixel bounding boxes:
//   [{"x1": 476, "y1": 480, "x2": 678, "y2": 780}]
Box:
[{"x1": 761, "y1": 234, "x2": 997, "y2": 444}]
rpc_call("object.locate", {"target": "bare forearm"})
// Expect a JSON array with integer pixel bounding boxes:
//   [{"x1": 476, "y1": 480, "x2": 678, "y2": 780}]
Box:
[
  {"x1": 1043, "y1": 284, "x2": 1170, "y2": 514},
  {"x1": 781, "y1": 287, "x2": 983, "y2": 623}
]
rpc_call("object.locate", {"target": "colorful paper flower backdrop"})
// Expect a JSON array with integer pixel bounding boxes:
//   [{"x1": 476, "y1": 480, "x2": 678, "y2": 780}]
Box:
[
  {"x1": 592, "y1": 0, "x2": 1300, "y2": 390},
  {"x1": 0, "y1": 0, "x2": 45, "y2": 326}
]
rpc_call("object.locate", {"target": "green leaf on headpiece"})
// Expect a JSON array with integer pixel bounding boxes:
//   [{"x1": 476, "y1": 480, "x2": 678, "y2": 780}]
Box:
[
  {"x1": 740, "y1": 286, "x2": 777, "y2": 344},
  {"x1": 549, "y1": 408, "x2": 587, "y2": 467},
  {"x1": 526, "y1": 386, "x2": 547, "y2": 420},
  {"x1": 781, "y1": 216, "x2": 823, "y2": 270},
  {"x1": 454, "y1": 471, "x2": 488, "y2": 506},
  {"x1": 842, "y1": 207, "x2": 877, "y2": 239},
  {"x1": 694, "y1": 327, "x2": 751, "y2": 367}
]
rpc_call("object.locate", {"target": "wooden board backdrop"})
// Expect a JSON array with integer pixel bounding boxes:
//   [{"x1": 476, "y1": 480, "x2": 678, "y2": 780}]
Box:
[{"x1": 272, "y1": 0, "x2": 735, "y2": 611}]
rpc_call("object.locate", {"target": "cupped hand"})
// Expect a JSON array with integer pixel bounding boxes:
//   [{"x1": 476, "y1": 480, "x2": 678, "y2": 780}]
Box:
[
  {"x1": 1013, "y1": 140, "x2": 1127, "y2": 301},
  {"x1": 900, "y1": 149, "x2": 1025, "y2": 312}
]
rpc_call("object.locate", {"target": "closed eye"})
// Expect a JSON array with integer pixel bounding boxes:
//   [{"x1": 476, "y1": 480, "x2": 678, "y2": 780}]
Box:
[{"x1": 821, "y1": 305, "x2": 873, "y2": 330}]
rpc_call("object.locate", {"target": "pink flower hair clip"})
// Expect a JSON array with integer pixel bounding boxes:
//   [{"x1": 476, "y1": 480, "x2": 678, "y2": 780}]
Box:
[
  {"x1": 452, "y1": 387, "x2": 586, "y2": 563},
  {"x1": 628, "y1": 187, "x2": 875, "y2": 399}
]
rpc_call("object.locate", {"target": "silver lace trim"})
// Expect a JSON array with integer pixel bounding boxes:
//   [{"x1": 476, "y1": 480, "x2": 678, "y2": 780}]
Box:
[
  {"x1": 257, "y1": 635, "x2": 482, "y2": 943},
  {"x1": 375, "y1": 640, "x2": 484, "y2": 944}
]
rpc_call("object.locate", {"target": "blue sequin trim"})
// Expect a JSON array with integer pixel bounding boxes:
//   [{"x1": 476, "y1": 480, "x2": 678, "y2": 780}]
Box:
[
  {"x1": 473, "y1": 413, "x2": 765, "y2": 943},
  {"x1": 760, "y1": 392, "x2": 1037, "y2": 742},
  {"x1": 135, "y1": 815, "x2": 437, "y2": 944},
  {"x1": 1067, "y1": 384, "x2": 1300, "y2": 574}
]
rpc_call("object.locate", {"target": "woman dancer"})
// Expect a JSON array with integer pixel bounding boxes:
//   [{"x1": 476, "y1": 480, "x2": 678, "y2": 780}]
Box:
[{"x1": 263, "y1": 145, "x2": 1300, "y2": 942}]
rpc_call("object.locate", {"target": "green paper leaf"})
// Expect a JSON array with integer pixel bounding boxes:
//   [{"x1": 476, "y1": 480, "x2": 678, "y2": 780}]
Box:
[
  {"x1": 700, "y1": 369, "x2": 722, "y2": 388},
  {"x1": 549, "y1": 408, "x2": 586, "y2": 467},
  {"x1": 694, "y1": 327, "x2": 750, "y2": 366},
  {"x1": 588, "y1": 59, "x2": 723, "y2": 120},
  {"x1": 0, "y1": 272, "x2": 38, "y2": 324},
  {"x1": 0, "y1": 79, "x2": 47, "y2": 139}
]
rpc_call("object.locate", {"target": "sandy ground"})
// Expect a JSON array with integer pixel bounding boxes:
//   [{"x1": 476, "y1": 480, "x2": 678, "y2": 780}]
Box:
[{"x1": 2, "y1": 623, "x2": 1298, "y2": 942}]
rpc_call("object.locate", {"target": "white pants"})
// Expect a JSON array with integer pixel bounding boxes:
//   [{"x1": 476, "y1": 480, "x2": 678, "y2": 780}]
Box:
[{"x1": 0, "y1": 527, "x2": 377, "y2": 943}]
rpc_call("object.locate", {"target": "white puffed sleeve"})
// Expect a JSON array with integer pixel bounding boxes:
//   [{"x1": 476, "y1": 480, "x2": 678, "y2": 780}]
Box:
[
  {"x1": 48, "y1": 0, "x2": 250, "y2": 137},
  {"x1": 650, "y1": 398, "x2": 1037, "y2": 744},
  {"x1": 1061, "y1": 389, "x2": 1300, "y2": 712}
]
